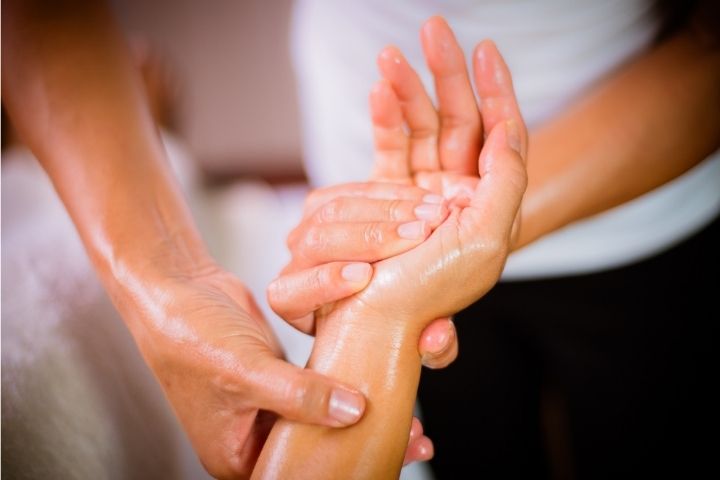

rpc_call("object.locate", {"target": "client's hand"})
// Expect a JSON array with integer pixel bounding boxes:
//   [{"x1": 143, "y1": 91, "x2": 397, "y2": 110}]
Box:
[
  {"x1": 371, "y1": 16, "x2": 525, "y2": 241},
  {"x1": 327, "y1": 34, "x2": 527, "y2": 335},
  {"x1": 266, "y1": 182, "x2": 452, "y2": 464},
  {"x1": 252, "y1": 29, "x2": 528, "y2": 479},
  {"x1": 269, "y1": 14, "x2": 524, "y2": 363}
]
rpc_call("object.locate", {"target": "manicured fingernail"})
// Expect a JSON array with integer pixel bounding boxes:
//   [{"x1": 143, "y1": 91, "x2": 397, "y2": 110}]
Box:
[
  {"x1": 398, "y1": 220, "x2": 427, "y2": 240},
  {"x1": 414, "y1": 204, "x2": 443, "y2": 221},
  {"x1": 506, "y1": 119, "x2": 521, "y2": 154},
  {"x1": 329, "y1": 388, "x2": 364, "y2": 425},
  {"x1": 423, "y1": 194, "x2": 444, "y2": 205},
  {"x1": 341, "y1": 263, "x2": 371, "y2": 283}
]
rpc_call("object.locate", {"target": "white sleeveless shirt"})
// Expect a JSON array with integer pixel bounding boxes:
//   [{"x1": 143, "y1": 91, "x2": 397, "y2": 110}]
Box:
[{"x1": 291, "y1": 0, "x2": 720, "y2": 279}]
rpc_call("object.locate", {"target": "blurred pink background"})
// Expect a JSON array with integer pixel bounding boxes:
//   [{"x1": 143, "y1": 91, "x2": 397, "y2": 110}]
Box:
[{"x1": 112, "y1": 0, "x2": 303, "y2": 178}]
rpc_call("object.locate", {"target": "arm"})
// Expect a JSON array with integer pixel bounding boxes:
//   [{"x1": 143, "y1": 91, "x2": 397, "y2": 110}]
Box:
[
  {"x1": 518, "y1": 9, "x2": 720, "y2": 248},
  {"x1": 2, "y1": 1, "x2": 367, "y2": 477},
  {"x1": 253, "y1": 39, "x2": 527, "y2": 479}
]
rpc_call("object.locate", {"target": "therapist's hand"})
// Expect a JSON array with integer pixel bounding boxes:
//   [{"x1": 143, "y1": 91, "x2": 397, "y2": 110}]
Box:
[
  {"x1": 267, "y1": 181, "x2": 459, "y2": 371},
  {"x1": 122, "y1": 262, "x2": 368, "y2": 479}
]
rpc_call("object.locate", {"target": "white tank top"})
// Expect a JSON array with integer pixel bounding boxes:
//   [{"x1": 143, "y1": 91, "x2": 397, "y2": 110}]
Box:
[{"x1": 291, "y1": 0, "x2": 720, "y2": 279}]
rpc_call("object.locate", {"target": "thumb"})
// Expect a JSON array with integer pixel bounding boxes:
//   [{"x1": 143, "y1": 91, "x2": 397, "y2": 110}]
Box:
[
  {"x1": 464, "y1": 119, "x2": 527, "y2": 240},
  {"x1": 249, "y1": 353, "x2": 366, "y2": 428}
]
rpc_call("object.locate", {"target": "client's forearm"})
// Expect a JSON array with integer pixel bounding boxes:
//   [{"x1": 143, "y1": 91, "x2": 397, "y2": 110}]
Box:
[{"x1": 253, "y1": 303, "x2": 424, "y2": 479}]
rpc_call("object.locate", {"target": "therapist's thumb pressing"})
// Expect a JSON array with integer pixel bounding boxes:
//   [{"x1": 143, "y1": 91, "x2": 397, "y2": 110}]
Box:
[{"x1": 253, "y1": 356, "x2": 366, "y2": 427}]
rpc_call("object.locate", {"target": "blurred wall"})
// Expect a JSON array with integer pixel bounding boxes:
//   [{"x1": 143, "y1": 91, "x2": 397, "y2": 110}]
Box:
[{"x1": 111, "y1": 0, "x2": 303, "y2": 177}]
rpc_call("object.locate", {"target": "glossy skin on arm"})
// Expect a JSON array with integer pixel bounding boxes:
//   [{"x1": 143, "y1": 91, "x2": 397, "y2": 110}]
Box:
[
  {"x1": 1, "y1": 1, "x2": 373, "y2": 478},
  {"x1": 253, "y1": 33, "x2": 528, "y2": 479}
]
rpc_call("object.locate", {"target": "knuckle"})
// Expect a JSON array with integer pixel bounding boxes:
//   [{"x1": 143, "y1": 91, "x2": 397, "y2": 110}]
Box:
[
  {"x1": 286, "y1": 375, "x2": 330, "y2": 419},
  {"x1": 440, "y1": 112, "x2": 478, "y2": 130},
  {"x1": 409, "y1": 125, "x2": 438, "y2": 141},
  {"x1": 505, "y1": 159, "x2": 528, "y2": 193},
  {"x1": 318, "y1": 199, "x2": 341, "y2": 223},
  {"x1": 386, "y1": 199, "x2": 405, "y2": 221},
  {"x1": 289, "y1": 378, "x2": 309, "y2": 413},
  {"x1": 266, "y1": 280, "x2": 285, "y2": 312},
  {"x1": 299, "y1": 226, "x2": 325, "y2": 258},
  {"x1": 308, "y1": 265, "x2": 330, "y2": 292},
  {"x1": 363, "y1": 222, "x2": 385, "y2": 246},
  {"x1": 304, "y1": 189, "x2": 321, "y2": 212},
  {"x1": 286, "y1": 225, "x2": 301, "y2": 249}
]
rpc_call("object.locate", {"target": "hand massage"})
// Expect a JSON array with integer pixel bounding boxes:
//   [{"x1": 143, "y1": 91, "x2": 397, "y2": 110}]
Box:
[{"x1": 3, "y1": 1, "x2": 718, "y2": 479}]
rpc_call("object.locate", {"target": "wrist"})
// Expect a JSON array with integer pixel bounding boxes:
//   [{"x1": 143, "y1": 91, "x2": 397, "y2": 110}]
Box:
[{"x1": 311, "y1": 299, "x2": 421, "y2": 378}]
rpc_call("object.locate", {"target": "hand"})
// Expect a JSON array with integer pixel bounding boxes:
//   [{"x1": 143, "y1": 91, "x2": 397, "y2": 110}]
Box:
[
  {"x1": 251, "y1": 21, "x2": 527, "y2": 479},
  {"x1": 326, "y1": 26, "x2": 528, "y2": 335},
  {"x1": 267, "y1": 181, "x2": 459, "y2": 370},
  {"x1": 122, "y1": 263, "x2": 369, "y2": 479},
  {"x1": 372, "y1": 16, "x2": 526, "y2": 244}
]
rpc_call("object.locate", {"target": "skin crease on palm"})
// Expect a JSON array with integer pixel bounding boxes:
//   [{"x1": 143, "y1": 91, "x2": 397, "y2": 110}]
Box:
[{"x1": 253, "y1": 18, "x2": 528, "y2": 479}]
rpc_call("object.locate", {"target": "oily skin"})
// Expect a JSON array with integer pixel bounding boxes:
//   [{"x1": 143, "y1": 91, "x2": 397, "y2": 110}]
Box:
[
  {"x1": 262, "y1": 9, "x2": 719, "y2": 476},
  {"x1": 1, "y1": 0, "x2": 450, "y2": 476},
  {"x1": 271, "y1": 9, "x2": 720, "y2": 304},
  {"x1": 253, "y1": 35, "x2": 528, "y2": 479}
]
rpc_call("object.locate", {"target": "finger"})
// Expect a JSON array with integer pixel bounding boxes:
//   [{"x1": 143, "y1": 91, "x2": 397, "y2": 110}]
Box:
[
  {"x1": 377, "y1": 46, "x2": 440, "y2": 172},
  {"x1": 370, "y1": 80, "x2": 411, "y2": 182},
  {"x1": 250, "y1": 354, "x2": 366, "y2": 428},
  {"x1": 473, "y1": 40, "x2": 527, "y2": 157},
  {"x1": 419, "y1": 317, "x2": 459, "y2": 370},
  {"x1": 465, "y1": 120, "x2": 527, "y2": 241},
  {"x1": 289, "y1": 220, "x2": 434, "y2": 270},
  {"x1": 421, "y1": 16, "x2": 481, "y2": 175},
  {"x1": 404, "y1": 436, "x2": 434, "y2": 465},
  {"x1": 267, "y1": 262, "x2": 372, "y2": 334},
  {"x1": 303, "y1": 182, "x2": 433, "y2": 218},
  {"x1": 408, "y1": 416, "x2": 424, "y2": 445},
  {"x1": 404, "y1": 418, "x2": 434, "y2": 465},
  {"x1": 289, "y1": 196, "x2": 447, "y2": 264},
  {"x1": 309, "y1": 196, "x2": 447, "y2": 226}
]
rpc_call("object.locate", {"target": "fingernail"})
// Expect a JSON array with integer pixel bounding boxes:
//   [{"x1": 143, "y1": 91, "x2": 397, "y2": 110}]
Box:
[
  {"x1": 423, "y1": 194, "x2": 444, "y2": 205},
  {"x1": 414, "y1": 204, "x2": 443, "y2": 221},
  {"x1": 341, "y1": 263, "x2": 371, "y2": 283},
  {"x1": 398, "y1": 220, "x2": 427, "y2": 240},
  {"x1": 505, "y1": 119, "x2": 521, "y2": 154},
  {"x1": 329, "y1": 388, "x2": 364, "y2": 425}
]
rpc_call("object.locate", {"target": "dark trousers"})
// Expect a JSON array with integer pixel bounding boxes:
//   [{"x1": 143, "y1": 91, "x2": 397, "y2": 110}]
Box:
[{"x1": 418, "y1": 215, "x2": 719, "y2": 479}]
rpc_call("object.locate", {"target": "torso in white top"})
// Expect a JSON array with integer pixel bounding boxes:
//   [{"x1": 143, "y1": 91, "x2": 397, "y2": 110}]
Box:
[{"x1": 291, "y1": 0, "x2": 720, "y2": 279}]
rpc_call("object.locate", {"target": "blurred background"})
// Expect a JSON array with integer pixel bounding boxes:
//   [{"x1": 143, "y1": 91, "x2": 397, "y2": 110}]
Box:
[{"x1": 111, "y1": 0, "x2": 305, "y2": 180}]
